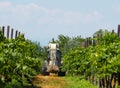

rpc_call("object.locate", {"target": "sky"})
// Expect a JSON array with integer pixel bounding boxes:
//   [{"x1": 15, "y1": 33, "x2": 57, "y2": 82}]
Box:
[{"x1": 0, "y1": 0, "x2": 120, "y2": 46}]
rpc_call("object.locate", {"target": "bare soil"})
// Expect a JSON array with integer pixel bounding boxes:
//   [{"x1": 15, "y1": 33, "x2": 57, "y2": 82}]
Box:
[{"x1": 33, "y1": 74, "x2": 66, "y2": 88}]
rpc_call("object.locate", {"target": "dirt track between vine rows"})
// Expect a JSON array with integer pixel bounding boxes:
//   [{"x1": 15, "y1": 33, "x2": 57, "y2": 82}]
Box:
[{"x1": 33, "y1": 74, "x2": 66, "y2": 88}]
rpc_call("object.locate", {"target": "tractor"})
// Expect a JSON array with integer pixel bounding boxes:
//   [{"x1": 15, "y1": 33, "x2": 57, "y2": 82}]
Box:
[{"x1": 41, "y1": 43, "x2": 65, "y2": 76}]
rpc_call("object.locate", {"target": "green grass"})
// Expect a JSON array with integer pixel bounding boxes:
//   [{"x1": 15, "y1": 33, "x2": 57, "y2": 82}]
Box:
[{"x1": 64, "y1": 76, "x2": 97, "y2": 88}]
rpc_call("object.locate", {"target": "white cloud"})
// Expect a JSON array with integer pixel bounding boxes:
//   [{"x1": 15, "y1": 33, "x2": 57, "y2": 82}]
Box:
[
  {"x1": 37, "y1": 12, "x2": 82, "y2": 25},
  {"x1": 37, "y1": 8, "x2": 103, "y2": 25},
  {"x1": 84, "y1": 11, "x2": 103, "y2": 23},
  {"x1": 0, "y1": 1, "x2": 103, "y2": 26},
  {"x1": 63, "y1": 12, "x2": 82, "y2": 24},
  {"x1": 112, "y1": 5, "x2": 120, "y2": 13},
  {"x1": 0, "y1": 2, "x2": 11, "y2": 9},
  {"x1": 41, "y1": 7, "x2": 63, "y2": 16}
]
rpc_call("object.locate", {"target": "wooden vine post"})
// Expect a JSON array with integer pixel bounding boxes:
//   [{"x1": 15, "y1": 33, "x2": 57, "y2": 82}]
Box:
[
  {"x1": 11, "y1": 28, "x2": 14, "y2": 39},
  {"x1": 1, "y1": 25, "x2": 24, "y2": 39}
]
